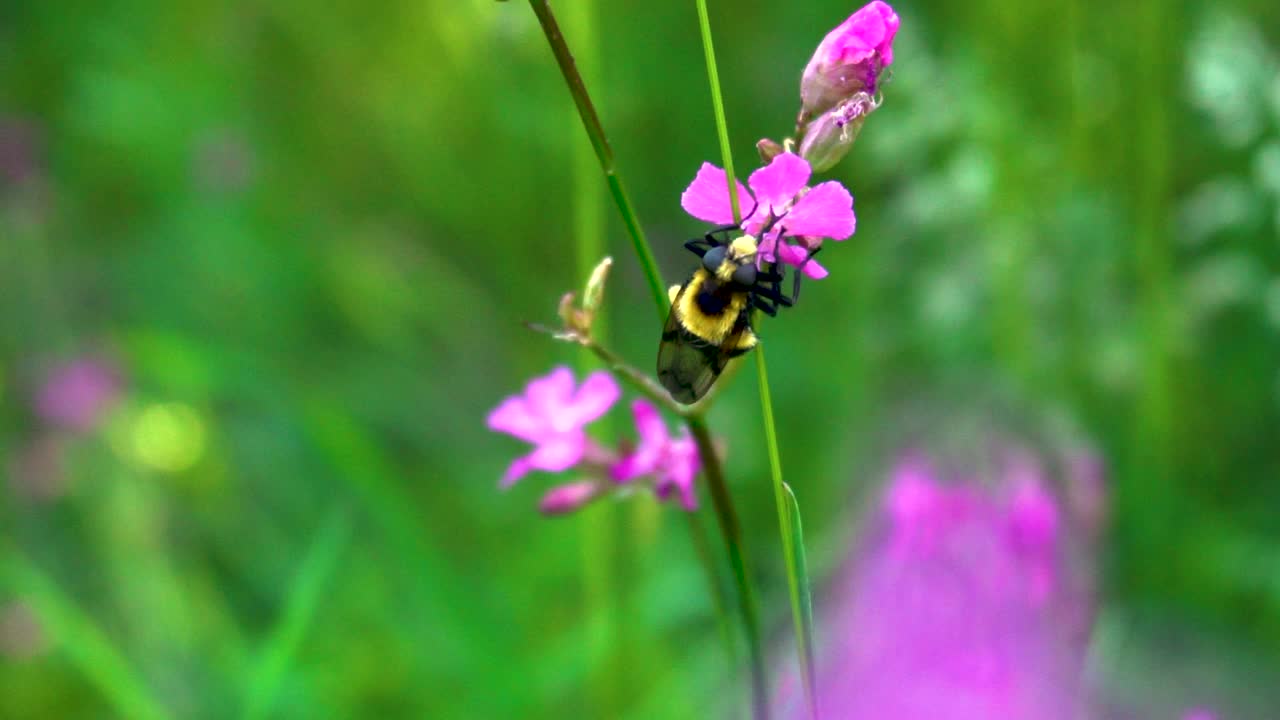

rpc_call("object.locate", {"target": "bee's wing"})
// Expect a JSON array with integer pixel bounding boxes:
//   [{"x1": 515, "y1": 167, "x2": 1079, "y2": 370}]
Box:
[{"x1": 657, "y1": 286, "x2": 753, "y2": 404}]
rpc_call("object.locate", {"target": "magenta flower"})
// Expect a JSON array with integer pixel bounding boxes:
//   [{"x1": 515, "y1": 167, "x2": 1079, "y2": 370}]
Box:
[
  {"x1": 34, "y1": 357, "x2": 122, "y2": 433},
  {"x1": 680, "y1": 153, "x2": 855, "y2": 279},
  {"x1": 538, "y1": 481, "x2": 602, "y2": 516},
  {"x1": 800, "y1": 1, "x2": 900, "y2": 119},
  {"x1": 780, "y1": 452, "x2": 1090, "y2": 719},
  {"x1": 611, "y1": 399, "x2": 701, "y2": 510},
  {"x1": 486, "y1": 366, "x2": 620, "y2": 488}
]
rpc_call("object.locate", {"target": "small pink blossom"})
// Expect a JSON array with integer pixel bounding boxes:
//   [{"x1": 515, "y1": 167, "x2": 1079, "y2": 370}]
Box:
[
  {"x1": 486, "y1": 366, "x2": 619, "y2": 488},
  {"x1": 34, "y1": 357, "x2": 122, "y2": 433},
  {"x1": 538, "y1": 481, "x2": 601, "y2": 515},
  {"x1": 680, "y1": 153, "x2": 855, "y2": 279},
  {"x1": 611, "y1": 399, "x2": 701, "y2": 510},
  {"x1": 801, "y1": 1, "x2": 900, "y2": 118}
]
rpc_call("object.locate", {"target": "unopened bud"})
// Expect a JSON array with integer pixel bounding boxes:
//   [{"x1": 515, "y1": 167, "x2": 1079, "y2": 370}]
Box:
[
  {"x1": 797, "y1": 93, "x2": 876, "y2": 172},
  {"x1": 582, "y1": 256, "x2": 612, "y2": 318},
  {"x1": 756, "y1": 138, "x2": 785, "y2": 164},
  {"x1": 539, "y1": 481, "x2": 601, "y2": 516},
  {"x1": 799, "y1": 1, "x2": 899, "y2": 120}
]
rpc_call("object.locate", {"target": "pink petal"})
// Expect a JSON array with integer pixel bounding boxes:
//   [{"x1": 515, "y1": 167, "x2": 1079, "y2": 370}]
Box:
[
  {"x1": 525, "y1": 366, "x2": 575, "y2": 419},
  {"x1": 500, "y1": 455, "x2": 535, "y2": 488},
  {"x1": 610, "y1": 399, "x2": 667, "y2": 482},
  {"x1": 778, "y1": 181, "x2": 855, "y2": 240},
  {"x1": 500, "y1": 431, "x2": 585, "y2": 487},
  {"x1": 527, "y1": 432, "x2": 585, "y2": 473},
  {"x1": 539, "y1": 481, "x2": 600, "y2": 515},
  {"x1": 747, "y1": 153, "x2": 811, "y2": 217},
  {"x1": 631, "y1": 399, "x2": 668, "y2": 448},
  {"x1": 681, "y1": 162, "x2": 752, "y2": 225},
  {"x1": 561, "y1": 370, "x2": 620, "y2": 429},
  {"x1": 658, "y1": 434, "x2": 701, "y2": 510},
  {"x1": 486, "y1": 396, "x2": 543, "y2": 443},
  {"x1": 776, "y1": 242, "x2": 830, "y2": 279},
  {"x1": 829, "y1": 1, "x2": 900, "y2": 66}
]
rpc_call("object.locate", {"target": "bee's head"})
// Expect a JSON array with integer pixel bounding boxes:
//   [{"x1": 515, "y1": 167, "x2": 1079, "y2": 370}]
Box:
[{"x1": 704, "y1": 235, "x2": 759, "y2": 288}]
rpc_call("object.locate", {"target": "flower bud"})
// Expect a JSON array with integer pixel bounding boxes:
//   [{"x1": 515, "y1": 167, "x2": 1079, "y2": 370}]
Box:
[
  {"x1": 800, "y1": 1, "x2": 899, "y2": 120},
  {"x1": 538, "y1": 481, "x2": 601, "y2": 516},
  {"x1": 797, "y1": 93, "x2": 877, "y2": 172},
  {"x1": 582, "y1": 256, "x2": 612, "y2": 319},
  {"x1": 756, "y1": 138, "x2": 785, "y2": 164}
]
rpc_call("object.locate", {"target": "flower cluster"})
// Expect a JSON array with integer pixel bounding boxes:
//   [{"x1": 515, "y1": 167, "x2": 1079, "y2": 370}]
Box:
[
  {"x1": 681, "y1": 152, "x2": 856, "y2": 279},
  {"x1": 487, "y1": 366, "x2": 702, "y2": 515},
  {"x1": 755, "y1": 1, "x2": 899, "y2": 174},
  {"x1": 780, "y1": 452, "x2": 1087, "y2": 719}
]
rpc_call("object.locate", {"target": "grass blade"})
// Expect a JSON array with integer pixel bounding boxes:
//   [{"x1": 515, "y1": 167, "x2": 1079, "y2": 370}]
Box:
[
  {"x1": 782, "y1": 482, "x2": 819, "y2": 719},
  {"x1": 241, "y1": 510, "x2": 352, "y2": 720},
  {"x1": 2, "y1": 549, "x2": 168, "y2": 720}
]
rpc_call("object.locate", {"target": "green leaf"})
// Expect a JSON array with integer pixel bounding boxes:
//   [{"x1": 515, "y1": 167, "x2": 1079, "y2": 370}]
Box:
[
  {"x1": 1, "y1": 549, "x2": 169, "y2": 720},
  {"x1": 782, "y1": 482, "x2": 819, "y2": 719},
  {"x1": 241, "y1": 510, "x2": 351, "y2": 720}
]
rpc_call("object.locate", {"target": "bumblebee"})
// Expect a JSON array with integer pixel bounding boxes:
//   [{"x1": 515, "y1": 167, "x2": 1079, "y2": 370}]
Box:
[{"x1": 657, "y1": 225, "x2": 806, "y2": 404}]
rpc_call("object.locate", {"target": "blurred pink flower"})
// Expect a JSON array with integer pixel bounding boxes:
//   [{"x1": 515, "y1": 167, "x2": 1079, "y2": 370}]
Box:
[
  {"x1": 800, "y1": 1, "x2": 900, "y2": 118},
  {"x1": 784, "y1": 452, "x2": 1089, "y2": 719},
  {"x1": 34, "y1": 357, "x2": 122, "y2": 433},
  {"x1": 681, "y1": 153, "x2": 855, "y2": 279},
  {"x1": 487, "y1": 366, "x2": 619, "y2": 488},
  {"x1": 538, "y1": 481, "x2": 601, "y2": 516},
  {"x1": 611, "y1": 399, "x2": 701, "y2": 510}
]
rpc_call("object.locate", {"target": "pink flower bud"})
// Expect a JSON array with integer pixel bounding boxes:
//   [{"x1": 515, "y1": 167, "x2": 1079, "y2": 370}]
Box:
[
  {"x1": 800, "y1": 2, "x2": 900, "y2": 120},
  {"x1": 538, "y1": 481, "x2": 601, "y2": 516}
]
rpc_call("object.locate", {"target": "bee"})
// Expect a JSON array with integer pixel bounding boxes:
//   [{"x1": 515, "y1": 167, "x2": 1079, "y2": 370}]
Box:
[{"x1": 657, "y1": 224, "x2": 808, "y2": 404}]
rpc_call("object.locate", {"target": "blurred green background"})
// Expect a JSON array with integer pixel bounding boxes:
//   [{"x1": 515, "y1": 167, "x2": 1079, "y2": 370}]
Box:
[{"x1": 3, "y1": 0, "x2": 1280, "y2": 717}]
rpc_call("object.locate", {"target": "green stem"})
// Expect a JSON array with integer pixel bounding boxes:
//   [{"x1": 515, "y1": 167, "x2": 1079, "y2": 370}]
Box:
[
  {"x1": 527, "y1": 0, "x2": 668, "y2": 322},
  {"x1": 695, "y1": 0, "x2": 743, "y2": 223},
  {"x1": 686, "y1": 415, "x2": 768, "y2": 720}
]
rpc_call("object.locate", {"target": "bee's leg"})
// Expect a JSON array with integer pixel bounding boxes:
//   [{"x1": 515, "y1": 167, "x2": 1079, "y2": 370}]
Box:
[
  {"x1": 684, "y1": 238, "x2": 714, "y2": 257},
  {"x1": 754, "y1": 295, "x2": 779, "y2": 317}
]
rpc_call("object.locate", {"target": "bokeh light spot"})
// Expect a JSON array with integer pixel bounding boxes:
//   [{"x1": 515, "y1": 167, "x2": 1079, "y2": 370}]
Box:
[{"x1": 130, "y1": 403, "x2": 206, "y2": 473}]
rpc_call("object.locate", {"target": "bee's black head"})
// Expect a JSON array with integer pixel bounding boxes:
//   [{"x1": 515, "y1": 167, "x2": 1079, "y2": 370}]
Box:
[{"x1": 702, "y1": 245, "x2": 728, "y2": 274}]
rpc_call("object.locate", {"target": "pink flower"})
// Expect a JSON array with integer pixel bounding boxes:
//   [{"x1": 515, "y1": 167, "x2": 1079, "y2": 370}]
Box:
[
  {"x1": 538, "y1": 481, "x2": 602, "y2": 515},
  {"x1": 611, "y1": 399, "x2": 701, "y2": 510},
  {"x1": 680, "y1": 153, "x2": 855, "y2": 279},
  {"x1": 780, "y1": 452, "x2": 1088, "y2": 719},
  {"x1": 800, "y1": 1, "x2": 900, "y2": 119},
  {"x1": 34, "y1": 357, "x2": 122, "y2": 433},
  {"x1": 486, "y1": 366, "x2": 620, "y2": 488}
]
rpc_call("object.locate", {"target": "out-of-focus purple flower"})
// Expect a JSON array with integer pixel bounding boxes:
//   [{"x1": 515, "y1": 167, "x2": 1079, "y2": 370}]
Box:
[
  {"x1": 611, "y1": 399, "x2": 701, "y2": 510},
  {"x1": 681, "y1": 153, "x2": 855, "y2": 279},
  {"x1": 538, "y1": 481, "x2": 602, "y2": 516},
  {"x1": 34, "y1": 357, "x2": 122, "y2": 433},
  {"x1": 487, "y1": 366, "x2": 620, "y2": 488},
  {"x1": 784, "y1": 452, "x2": 1090, "y2": 719},
  {"x1": 800, "y1": 1, "x2": 900, "y2": 119}
]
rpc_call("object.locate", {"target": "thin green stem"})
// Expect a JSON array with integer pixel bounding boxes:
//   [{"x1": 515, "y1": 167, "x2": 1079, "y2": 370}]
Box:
[
  {"x1": 686, "y1": 416, "x2": 768, "y2": 720},
  {"x1": 695, "y1": 0, "x2": 742, "y2": 224},
  {"x1": 526, "y1": 0, "x2": 668, "y2": 322},
  {"x1": 757, "y1": 350, "x2": 819, "y2": 719}
]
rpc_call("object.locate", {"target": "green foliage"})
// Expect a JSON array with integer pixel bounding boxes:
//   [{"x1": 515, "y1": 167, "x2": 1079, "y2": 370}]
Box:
[{"x1": 2, "y1": 1, "x2": 1279, "y2": 718}]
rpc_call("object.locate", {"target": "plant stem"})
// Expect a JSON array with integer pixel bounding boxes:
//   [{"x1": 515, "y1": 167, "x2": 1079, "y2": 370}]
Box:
[
  {"x1": 526, "y1": 0, "x2": 668, "y2": 322},
  {"x1": 695, "y1": 0, "x2": 742, "y2": 223},
  {"x1": 686, "y1": 415, "x2": 768, "y2": 720}
]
